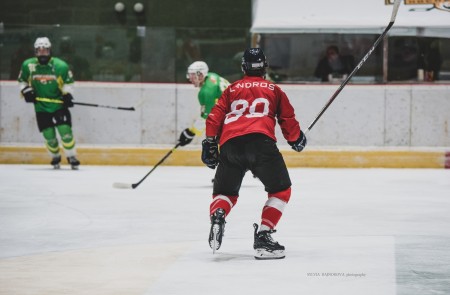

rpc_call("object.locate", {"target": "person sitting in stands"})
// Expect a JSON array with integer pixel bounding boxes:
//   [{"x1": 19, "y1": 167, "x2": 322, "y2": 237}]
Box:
[{"x1": 314, "y1": 45, "x2": 354, "y2": 82}]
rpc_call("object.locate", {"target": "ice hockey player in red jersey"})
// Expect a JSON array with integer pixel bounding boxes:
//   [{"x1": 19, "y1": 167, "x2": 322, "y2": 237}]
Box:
[{"x1": 202, "y1": 48, "x2": 307, "y2": 259}]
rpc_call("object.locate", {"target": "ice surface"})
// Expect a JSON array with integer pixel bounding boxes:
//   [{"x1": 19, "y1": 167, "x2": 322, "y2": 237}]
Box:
[{"x1": 0, "y1": 165, "x2": 449, "y2": 295}]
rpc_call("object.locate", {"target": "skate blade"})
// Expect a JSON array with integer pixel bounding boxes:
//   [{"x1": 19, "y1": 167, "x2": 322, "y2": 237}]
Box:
[
  {"x1": 53, "y1": 164, "x2": 61, "y2": 170},
  {"x1": 254, "y1": 249, "x2": 285, "y2": 260},
  {"x1": 71, "y1": 165, "x2": 79, "y2": 170},
  {"x1": 210, "y1": 225, "x2": 220, "y2": 253}
]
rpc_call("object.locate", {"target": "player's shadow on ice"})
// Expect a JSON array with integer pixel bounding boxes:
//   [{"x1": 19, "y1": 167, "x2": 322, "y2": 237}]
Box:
[
  {"x1": 26, "y1": 167, "x2": 79, "y2": 172},
  {"x1": 210, "y1": 251, "x2": 255, "y2": 261}
]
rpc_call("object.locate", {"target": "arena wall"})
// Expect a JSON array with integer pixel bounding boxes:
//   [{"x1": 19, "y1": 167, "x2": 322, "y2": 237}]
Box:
[{"x1": 1, "y1": 81, "x2": 449, "y2": 168}]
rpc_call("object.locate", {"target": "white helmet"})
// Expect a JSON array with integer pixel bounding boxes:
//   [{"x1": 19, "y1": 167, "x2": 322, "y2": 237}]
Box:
[
  {"x1": 186, "y1": 61, "x2": 209, "y2": 87},
  {"x1": 34, "y1": 37, "x2": 52, "y2": 49},
  {"x1": 187, "y1": 61, "x2": 208, "y2": 76},
  {"x1": 34, "y1": 37, "x2": 52, "y2": 65}
]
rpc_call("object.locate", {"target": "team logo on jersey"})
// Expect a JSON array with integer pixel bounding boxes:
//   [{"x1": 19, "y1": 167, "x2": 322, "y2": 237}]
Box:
[
  {"x1": 28, "y1": 64, "x2": 37, "y2": 72},
  {"x1": 33, "y1": 74, "x2": 56, "y2": 84},
  {"x1": 385, "y1": 0, "x2": 450, "y2": 12}
]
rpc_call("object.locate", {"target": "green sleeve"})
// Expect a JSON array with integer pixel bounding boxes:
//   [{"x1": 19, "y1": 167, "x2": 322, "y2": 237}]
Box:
[
  {"x1": 18, "y1": 59, "x2": 32, "y2": 84},
  {"x1": 197, "y1": 73, "x2": 229, "y2": 119},
  {"x1": 55, "y1": 58, "x2": 74, "y2": 86},
  {"x1": 198, "y1": 86, "x2": 220, "y2": 119}
]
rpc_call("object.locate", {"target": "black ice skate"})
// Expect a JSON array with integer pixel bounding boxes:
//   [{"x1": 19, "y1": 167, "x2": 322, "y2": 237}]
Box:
[
  {"x1": 67, "y1": 156, "x2": 80, "y2": 170},
  {"x1": 253, "y1": 223, "x2": 285, "y2": 260},
  {"x1": 51, "y1": 155, "x2": 61, "y2": 169},
  {"x1": 209, "y1": 208, "x2": 226, "y2": 253}
]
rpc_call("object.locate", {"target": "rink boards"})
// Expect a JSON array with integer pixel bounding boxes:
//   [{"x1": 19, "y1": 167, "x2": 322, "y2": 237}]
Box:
[{"x1": 1, "y1": 145, "x2": 449, "y2": 168}]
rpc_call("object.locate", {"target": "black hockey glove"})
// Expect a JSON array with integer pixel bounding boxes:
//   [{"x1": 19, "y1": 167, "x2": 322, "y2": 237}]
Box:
[
  {"x1": 201, "y1": 137, "x2": 219, "y2": 169},
  {"x1": 178, "y1": 128, "x2": 195, "y2": 146},
  {"x1": 62, "y1": 93, "x2": 74, "y2": 108},
  {"x1": 21, "y1": 86, "x2": 36, "y2": 103},
  {"x1": 288, "y1": 130, "x2": 307, "y2": 152}
]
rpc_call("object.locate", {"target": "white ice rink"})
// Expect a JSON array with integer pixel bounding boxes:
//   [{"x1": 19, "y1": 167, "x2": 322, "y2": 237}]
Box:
[{"x1": 0, "y1": 164, "x2": 449, "y2": 295}]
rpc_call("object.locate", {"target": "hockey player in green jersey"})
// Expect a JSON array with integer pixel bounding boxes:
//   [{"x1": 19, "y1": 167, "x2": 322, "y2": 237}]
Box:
[
  {"x1": 178, "y1": 61, "x2": 230, "y2": 146},
  {"x1": 18, "y1": 37, "x2": 80, "y2": 169}
]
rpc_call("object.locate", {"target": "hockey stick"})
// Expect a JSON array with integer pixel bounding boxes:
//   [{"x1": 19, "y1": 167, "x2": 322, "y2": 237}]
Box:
[
  {"x1": 306, "y1": 0, "x2": 401, "y2": 133},
  {"x1": 74, "y1": 102, "x2": 135, "y2": 111},
  {"x1": 113, "y1": 143, "x2": 181, "y2": 189}
]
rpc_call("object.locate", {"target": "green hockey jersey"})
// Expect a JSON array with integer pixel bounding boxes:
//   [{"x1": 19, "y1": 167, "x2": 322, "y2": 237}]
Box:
[
  {"x1": 18, "y1": 57, "x2": 74, "y2": 113},
  {"x1": 198, "y1": 72, "x2": 230, "y2": 119}
]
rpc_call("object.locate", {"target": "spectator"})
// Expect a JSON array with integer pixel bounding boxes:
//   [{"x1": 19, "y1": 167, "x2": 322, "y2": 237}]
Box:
[
  {"x1": 424, "y1": 38, "x2": 443, "y2": 81},
  {"x1": 314, "y1": 45, "x2": 354, "y2": 82},
  {"x1": 59, "y1": 37, "x2": 92, "y2": 81}
]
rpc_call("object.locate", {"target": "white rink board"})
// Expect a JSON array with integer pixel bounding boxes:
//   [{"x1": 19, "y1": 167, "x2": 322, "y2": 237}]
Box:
[{"x1": 1, "y1": 81, "x2": 449, "y2": 147}]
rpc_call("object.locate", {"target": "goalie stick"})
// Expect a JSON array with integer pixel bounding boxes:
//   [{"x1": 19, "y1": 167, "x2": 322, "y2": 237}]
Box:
[
  {"x1": 74, "y1": 101, "x2": 135, "y2": 111},
  {"x1": 305, "y1": 0, "x2": 401, "y2": 133},
  {"x1": 113, "y1": 143, "x2": 181, "y2": 189}
]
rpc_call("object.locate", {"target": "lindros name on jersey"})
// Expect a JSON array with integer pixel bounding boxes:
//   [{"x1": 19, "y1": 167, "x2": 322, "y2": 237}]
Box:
[{"x1": 230, "y1": 81, "x2": 275, "y2": 92}]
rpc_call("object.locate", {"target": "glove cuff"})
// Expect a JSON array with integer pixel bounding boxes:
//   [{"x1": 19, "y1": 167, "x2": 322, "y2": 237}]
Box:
[
  {"x1": 183, "y1": 129, "x2": 195, "y2": 139},
  {"x1": 22, "y1": 87, "x2": 33, "y2": 94},
  {"x1": 206, "y1": 136, "x2": 216, "y2": 143}
]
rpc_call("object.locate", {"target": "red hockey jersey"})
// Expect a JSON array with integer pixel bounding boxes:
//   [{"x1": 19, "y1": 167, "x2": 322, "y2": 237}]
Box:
[{"x1": 206, "y1": 76, "x2": 301, "y2": 146}]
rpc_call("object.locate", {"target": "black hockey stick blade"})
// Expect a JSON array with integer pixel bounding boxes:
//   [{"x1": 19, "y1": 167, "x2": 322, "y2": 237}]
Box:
[
  {"x1": 306, "y1": 0, "x2": 401, "y2": 133},
  {"x1": 74, "y1": 101, "x2": 135, "y2": 111},
  {"x1": 112, "y1": 143, "x2": 181, "y2": 189}
]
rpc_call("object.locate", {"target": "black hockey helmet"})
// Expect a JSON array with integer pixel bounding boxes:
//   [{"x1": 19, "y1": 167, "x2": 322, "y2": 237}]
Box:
[{"x1": 241, "y1": 48, "x2": 268, "y2": 76}]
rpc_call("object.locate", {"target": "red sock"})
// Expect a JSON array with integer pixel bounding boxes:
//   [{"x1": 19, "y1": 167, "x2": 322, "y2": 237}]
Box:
[
  {"x1": 261, "y1": 187, "x2": 291, "y2": 230},
  {"x1": 210, "y1": 194, "x2": 238, "y2": 216}
]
